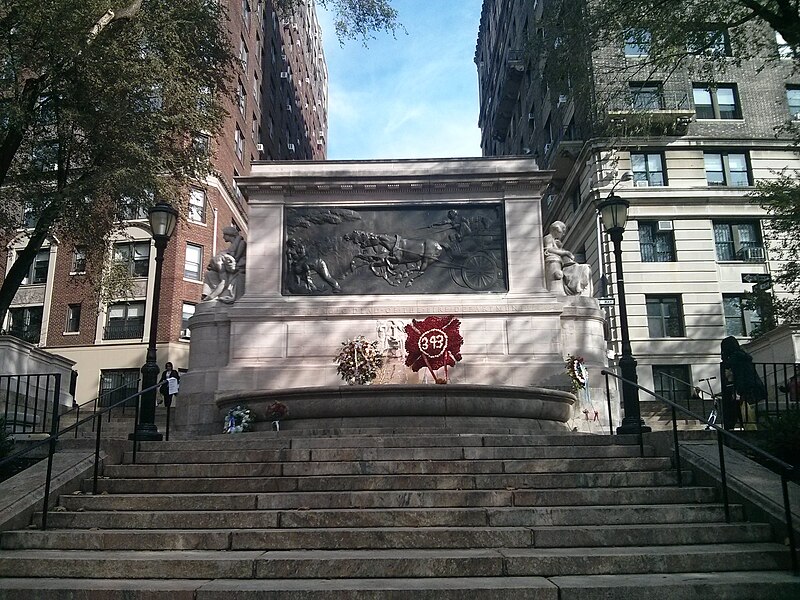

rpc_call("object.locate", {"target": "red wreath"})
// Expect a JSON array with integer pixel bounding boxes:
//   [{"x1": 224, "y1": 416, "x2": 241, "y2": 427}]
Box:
[{"x1": 404, "y1": 315, "x2": 463, "y2": 383}]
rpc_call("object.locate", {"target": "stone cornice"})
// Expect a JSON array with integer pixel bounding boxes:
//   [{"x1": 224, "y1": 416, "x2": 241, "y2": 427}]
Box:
[{"x1": 237, "y1": 157, "x2": 553, "y2": 197}]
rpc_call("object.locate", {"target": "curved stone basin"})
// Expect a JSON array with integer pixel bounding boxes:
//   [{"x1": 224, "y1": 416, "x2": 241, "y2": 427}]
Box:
[{"x1": 216, "y1": 384, "x2": 575, "y2": 433}]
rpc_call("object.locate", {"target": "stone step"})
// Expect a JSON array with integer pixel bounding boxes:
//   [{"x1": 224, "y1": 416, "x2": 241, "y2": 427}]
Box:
[
  {"x1": 125, "y1": 444, "x2": 652, "y2": 464},
  {"x1": 83, "y1": 470, "x2": 686, "y2": 494},
  {"x1": 0, "y1": 544, "x2": 789, "y2": 579},
  {"x1": 1, "y1": 572, "x2": 798, "y2": 600},
  {"x1": 102, "y1": 457, "x2": 673, "y2": 479},
  {"x1": 56, "y1": 486, "x2": 717, "y2": 512},
  {"x1": 34, "y1": 504, "x2": 744, "y2": 530},
  {"x1": 138, "y1": 433, "x2": 645, "y2": 451},
  {"x1": 0, "y1": 522, "x2": 773, "y2": 551}
]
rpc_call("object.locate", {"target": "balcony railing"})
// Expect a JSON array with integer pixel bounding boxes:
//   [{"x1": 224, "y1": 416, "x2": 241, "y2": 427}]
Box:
[
  {"x1": 103, "y1": 318, "x2": 145, "y2": 340},
  {"x1": 607, "y1": 90, "x2": 691, "y2": 113}
]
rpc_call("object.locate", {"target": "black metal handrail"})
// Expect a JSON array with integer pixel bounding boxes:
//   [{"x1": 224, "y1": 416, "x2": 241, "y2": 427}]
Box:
[
  {"x1": 1, "y1": 373, "x2": 61, "y2": 435},
  {"x1": 602, "y1": 369, "x2": 798, "y2": 574},
  {"x1": 0, "y1": 379, "x2": 163, "y2": 530}
]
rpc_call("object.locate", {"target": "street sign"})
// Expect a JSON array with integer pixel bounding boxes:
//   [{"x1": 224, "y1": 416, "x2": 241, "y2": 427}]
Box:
[
  {"x1": 597, "y1": 297, "x2": 615, "y2": 307},
  {"x1": 756, "y1": 281, "x2": 772, "y2": 291},
  {"x1": 741, "y1": 273, "x2": 771, "y2": 284}
]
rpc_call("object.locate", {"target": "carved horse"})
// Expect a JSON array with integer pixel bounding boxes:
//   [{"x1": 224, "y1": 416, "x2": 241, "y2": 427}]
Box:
[{"x1": 344, "y1": 230, "x2": 443, "y2": 287}]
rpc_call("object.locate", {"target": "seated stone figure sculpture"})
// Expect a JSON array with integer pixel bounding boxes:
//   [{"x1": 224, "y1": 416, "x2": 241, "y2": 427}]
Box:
[
  {"x1": 202, "y1": 227, "x2": 246, "y2": 303},
  {"x1": 543, "y1": 221, "x2": 591, "y2": 296}
]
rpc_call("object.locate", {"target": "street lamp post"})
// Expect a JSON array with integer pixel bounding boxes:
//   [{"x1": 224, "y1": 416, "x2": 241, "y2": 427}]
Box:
[
  {"x1": 597, "y1": 193, "x2": 651, "y2": 435},
  {"x1": 130, "y1": 201, "x2": 178, "y2": 442}
]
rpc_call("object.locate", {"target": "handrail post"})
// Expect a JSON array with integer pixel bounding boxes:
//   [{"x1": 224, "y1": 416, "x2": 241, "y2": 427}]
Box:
[
  {"x1": 716, "y1": 431, "x2": 731, "y2": 523},
  {"x1": 781, "y1": 474, "x2": 798, "y2": 575},
  {"x1": 40, "y1": 373, "x2": 61, "y2": 530},
  {"x1": 165, "y1": 405, "x2": 171, "y2": 442},
  {"x1": 671, "y1": 405, "x2": 682, "y2": 487},
  {"x1": 92, "y1": 413, "x2": 103, "y2": 495},
  {"x1": 132, "y1": 393, "x2": 140, "y2": 464},
  {"x1": 605, "y1": 372, "x2": 613, "y2": 436}
]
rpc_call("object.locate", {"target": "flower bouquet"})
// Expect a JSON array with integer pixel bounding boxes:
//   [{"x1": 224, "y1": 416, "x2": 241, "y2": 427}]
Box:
[
  {"x1": 334, "y1": 336, "x2": 384, "y2": 385},
  {"x1": 267, "y1": 401, "x2": 288, "y2": 431},
  {"x1": 223, "y1": 405, "x2": 254, "y2": 433}
]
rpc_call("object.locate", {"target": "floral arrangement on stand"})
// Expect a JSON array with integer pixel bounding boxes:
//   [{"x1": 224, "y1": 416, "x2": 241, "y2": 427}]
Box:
[
  {"x1": 267, "y1": 401, "x2": 288, "y2": 431},
  {"x1": 223, "y1": 405, "x2": 254, "y2": 434},
  {"x1": 565, "y1": 354, "x2": 602, "y2": 431},
  {"x1": 334, "y1": 336, "x2": 384, "y2": 385},
  {"x1": 565, "y1": 354, "x2": 588, "y2": 392}
]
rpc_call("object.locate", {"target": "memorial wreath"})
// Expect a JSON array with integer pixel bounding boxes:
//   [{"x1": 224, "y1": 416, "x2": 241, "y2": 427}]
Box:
[
  {"x1": 565, "y1": 354, "x2": 588, "y2": 392},
  {"x1": 334, "y1": 336, "x2": 384, "y2": 385},
  {"x1": 223, "y1": 405, "x2": 254, "y2": 433}
]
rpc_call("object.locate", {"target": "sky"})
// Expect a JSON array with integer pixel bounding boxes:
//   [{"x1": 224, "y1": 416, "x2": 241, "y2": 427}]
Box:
[{"x1": 317, "y1": 0, "x2": 484, "y2": 160}]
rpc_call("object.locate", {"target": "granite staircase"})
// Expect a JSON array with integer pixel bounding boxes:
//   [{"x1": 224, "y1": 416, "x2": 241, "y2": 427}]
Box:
[{"x1": 0, "y1": 429, "x2": 798, "y2": 599}]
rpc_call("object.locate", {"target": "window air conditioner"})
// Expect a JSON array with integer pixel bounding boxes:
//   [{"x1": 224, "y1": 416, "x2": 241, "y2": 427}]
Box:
[
  {"x1": 738, "y1": 246, "x2": 765, "y2": 262},
  {"x1": 634, "y1": 179, "x2": 649, "y2": 187},
  {"x1": 657, "y1": 220, "x2": 674, "y2": 232},
  {"x1": 558, "y1": 94, "x2": 568, "y2": 106},
  {"x1": 256, "y1": 143, "x2": 264, "y2": 153},
  {"x1": 543, "y1": 143, "x2": 552, "y2": 154},
  {"x1": 287, "y1": 143, "x2": 296, "y2": 152},
  {"x1": 528, "y1": 112, "x2": 535, "y2": 121},
  {"x1": 280, "y1": 72, "x2": 289, "y2": 79},
  {"x1": 180, "y1": 329, "x2": 191, "y2": 339}
]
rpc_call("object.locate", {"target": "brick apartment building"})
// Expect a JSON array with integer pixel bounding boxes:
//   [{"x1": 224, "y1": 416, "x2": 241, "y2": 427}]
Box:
[
  {"x1": 476, "y1": 0, "x2": 799, "y2": 400},
  {"x1": 1, "y1": 0, "x2": 328, "y2": 404}
]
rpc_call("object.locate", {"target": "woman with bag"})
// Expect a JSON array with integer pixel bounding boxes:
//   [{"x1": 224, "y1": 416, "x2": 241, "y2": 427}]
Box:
[
  {"x1": 158, "y1": 362, "x2": 180, "y2": 408},
  {"x1": 720, "y1": 336, "x2": 766, "y2": 430}
]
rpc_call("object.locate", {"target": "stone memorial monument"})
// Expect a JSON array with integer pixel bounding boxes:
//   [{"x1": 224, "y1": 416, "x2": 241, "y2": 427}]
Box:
[{"x1": 177, "y1": 157, "x2": 611, "y2": 435}]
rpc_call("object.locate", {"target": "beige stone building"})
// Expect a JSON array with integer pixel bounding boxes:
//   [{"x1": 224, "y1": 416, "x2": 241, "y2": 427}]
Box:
[
  {"x1": 475, "y1": 0, "x2": 799, "y2": 402},
  {"x1": 1, "y1": 0, "x2": 328, "y2": 406}
]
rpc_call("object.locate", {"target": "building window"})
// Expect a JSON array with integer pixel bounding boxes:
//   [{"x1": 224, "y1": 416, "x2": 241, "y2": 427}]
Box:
[
  {"x1": 8, "y1": 306, "x2": 43, "y2": 344},
  {"x1": 688, "y1": 27, "x2": 731, "y2": 57},
  {"x1": 653, "y1": 365, "x2": 692, "y2": 406},
  {"x1": 113, "y1": 241, "x2": 150, "y2": 277},
  {"x1": 21, "y1": 249, "x2": 50, "y2": 285},
  {"x1": 193, "y1": 132, "x2": 210, "y2": 154},
  {"x1": 99, "y1": 369, "x2": 139, "y2": 408},
  {"x1": 188, "y1": 188, "x2": 206, "y2": 223},
  {"x1": 181, "y1": 303, "x2": 195, "y2": 339},
  {"x1": 72, "y1": 246, "x2": 87, "y2": 274},
  {"x1": 239, "y1": 36, "x2": 249, "y2": 71},
  {"x1": 236, "y1": 79, "x2": 246, "y2": 114},
  {"x1": 638, "y1": 221, "x2": 676, "y2": 262},
  {"x1": 234, "y1": 125, "x2": 244, "y2": 161},
  {"x1": 646, "y1": 295, "x2": 685, "y2": 337},
  {"x1": 624, "y1": 29, "x2": 650, "y2": 57},
  {"x1": 104, "y1": 302, "x2": 145, "y2": 340},
  {"x1": 629, "y1": 82, "x2": 663, "y2": 110},
  {"x1": 723, "y1": 294, "x2": 761, "y2": 337},
  {"x1": 242, "y1": 0, "x2": 251, "y2": 29},
  {"x1": 118, "y1": 196, "x2": 149, "y2": 221},
  {"x1": 787, "y1": 86, "x2": 800, "y2": 120},
  {"x1": 692, "y1": 84, "x2": 741, "y2": 119},
  {"x1": 713, "y1": 221, "x2": 763, "y2": 261},
  {"x1": 631, "y1": 152, "x2": 666, "y2": 186},
  {"x1": 184, "y1": 243, "x2": 203, "y2": 280},
  {"x1": 66, "y1": 304, "x2": 81, "y2": 333},
  {"x1": 704, "y1": 152, "x2": 751, "y2": 187}
]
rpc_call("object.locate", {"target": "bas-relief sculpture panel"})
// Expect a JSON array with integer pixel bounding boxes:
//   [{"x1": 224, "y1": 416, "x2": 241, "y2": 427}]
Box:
[{"x1": 282, "y1": 204, "x2": 508, "y2": 296}]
